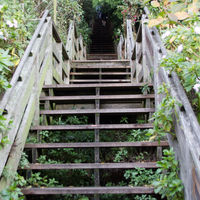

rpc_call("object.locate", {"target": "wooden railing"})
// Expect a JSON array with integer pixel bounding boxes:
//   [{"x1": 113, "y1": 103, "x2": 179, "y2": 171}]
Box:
[
  {"x1": 0, "y1": 10, "x2": 86, "y2": 188},
  {"x1": 118, "y1": 12, "x2": 200, "y2": 200}
]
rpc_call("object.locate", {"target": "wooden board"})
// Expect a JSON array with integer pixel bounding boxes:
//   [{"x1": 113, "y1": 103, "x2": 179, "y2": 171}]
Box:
[
  {"x1": 40, "y1": 108, "x2": 155, "y2": 115},
  {"x1": 25, "y1": 141, "x2": 169, "y2": 149},
  {"x1": 22, "y1": 186, "x2": 154, "y2": 195}
]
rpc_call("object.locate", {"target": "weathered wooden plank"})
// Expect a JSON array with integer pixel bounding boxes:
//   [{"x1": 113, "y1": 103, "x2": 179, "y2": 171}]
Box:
[
  {"x1": 40, "y1": 94, "x2": 155, "y2": 101},
  {"x1": 52, "y1": 40, "x2": 61, "y2": 64},
  {"x1": 22, "y1": 162, "x2": 158, "y2": 170},
  {"x1": 40, "y1": 108, "x2": 155, "y2": 115},
  {"x1": 0, "y1": 94, "x2": 36, "y2": 190},
  {"x1": 43, "y1": 83, "x2": 153, "y2": 89},
  {"x1": 73, "y1": 66, "x2": 131, "y2": 69},
  {"x1": 52, "y1": 67, "x2": 64, "y2": 84},
  {"x1": 25, "y1": 141, "x2": 169, "y2": 149},
  {"x1": 72, "y1": 60, "x2": 129, "y2": 63},
  {"x1": 70, "y1": 72, "x2": 131, "y2": 75},
  {"x1": 31, "y1": 123, "x2": 154, "y2": 131},
  {"x1": 70, "y1": 79, "x2": 131, "y2": 83},
  {"x1": 0, "y1": 64, "x2": 37, "y2": 177},
  {"x1": 66, "y1": 21, "x2": 75, "y2": 60},
  {"x1": 22, "y1": 186, "x2": 154, "y2": 195}
]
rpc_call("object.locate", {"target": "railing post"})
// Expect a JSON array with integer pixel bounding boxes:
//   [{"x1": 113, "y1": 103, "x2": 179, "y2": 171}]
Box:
[
  {"x1": 45, "y1": 21, "x2": 53, "y2": 85},
  {"x1": 66, "y1": 21, "x2": 75, "y2": 60}
]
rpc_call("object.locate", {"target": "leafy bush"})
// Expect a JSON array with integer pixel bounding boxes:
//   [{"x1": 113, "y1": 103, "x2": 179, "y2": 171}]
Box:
[
  {"x1": 153, "y1": 148, "x2": 184, "y2": 200},
  {"x1": 124, "y1": 168, "x2": 159, "y2": 186}
]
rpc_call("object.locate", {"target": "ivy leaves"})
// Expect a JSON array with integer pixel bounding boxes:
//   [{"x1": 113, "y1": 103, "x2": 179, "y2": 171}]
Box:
[
  {"x1": 153, "y1": 149, "x2": 184, "y2": 200},
  {"x1": 147, "y1": 83, "x2": 181, "y2": 142}
]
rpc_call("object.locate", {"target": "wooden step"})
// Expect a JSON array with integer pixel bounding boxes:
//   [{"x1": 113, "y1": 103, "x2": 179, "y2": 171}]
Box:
[
  {"x1": 25, "y1": 141, "x2": 169, "y2": 149},
  {"x1": 73, "y1": 66, "x2": 130, "y2": 69},
  {"x1": 43, "y1": 83, "x2": 153, "y2": 89},
  {"x1": 40, "y1": 108, "x2": 155, "y2": 115},
  {"x1": 22, "y1": 186, "x2": 154, "y2": 195},
  {"x1": 70, "y1": 72, "x2": 131, "y2": 75},
  {"x1": 40, "y1": 94, "x2": 155, "y2": 102},
  {"x1": 70, "y1": 79, "x2": 131, "y2": 83},
  {"x1": 72, "y1": 60, "x2": 129, "y2": 63},
  {"x1": 22, "y1": 162, "x2": 158, "y2": 170},
  {"x1": 31, "y1": 124, "x2": 154, "y2": 131}
]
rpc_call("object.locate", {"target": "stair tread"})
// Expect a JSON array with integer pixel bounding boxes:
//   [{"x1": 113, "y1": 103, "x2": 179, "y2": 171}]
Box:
[
  {"x1": 40, "y1": 94, "x2": 155, "y2": 101},
  {"x1": 25, "y1": 141, "x2": 169, "y2": 148},
  {"x1": 22, "y1": 186, "x2": 154, "y2": 194},
  {"x1": 70, "y1": 79, "x2": 131, "y2": 83},
  {"x1": 43, "y1": 83, "x2": 153, "y2": 89},
  {"x1": 40, "y1": 108, "x2": 155, "y2": 115},
  {"x1": 22, "y1": 162, "x2": 158, "y2": 170},
  {"x1": 70, "y1": 72, "x2": 131, "y2": 75},
  {"x1": 31, "y1": 123, "x2": 154, "y2": 131},
  {"x1": 72, "y1": 60, "x2": 129, "y2": 63},
  {"x1": 73, "y1": 66, "x2": 131, "y2": 69},
  {"x1": 31, "y1": 123, "x2": 153, "y2": 131}
]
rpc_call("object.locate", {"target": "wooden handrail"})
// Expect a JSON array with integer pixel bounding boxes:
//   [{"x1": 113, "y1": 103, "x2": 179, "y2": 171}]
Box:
[
  {"x1": 118, "y1": 9, "x2": 200, "y2": 199},
  {"x1": 0, "y1": 10, "x2": 86, "y2": 187},
  {"x1": 0, "y1": 10, "x2": 49, "y2": 114},
  {"x1": 117, "y1": 9, "x2": 200, "y2": 199}
]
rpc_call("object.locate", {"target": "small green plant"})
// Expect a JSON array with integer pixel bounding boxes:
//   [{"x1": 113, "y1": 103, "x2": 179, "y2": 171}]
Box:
[
  {"x1": 141, "y1": 83, "x2": 151, "y2": 94},
  {"x1": 114, "y1": 148, "x2": 128, "y2": 162},
  {"x1": 37, "y1": 155, "x2": 61, "y2": 164},
  {"x1": 19, "y1": 152, "x2": 29, "y2": 169},
  {"x1": 124, "y1": 168, "x2": 159, "y2": 186},
  {"x1": 27, "y1": 172, "x2": 58, "y2": 187},
  {"x1": 39, "y1": 130, "x2": 49, "y2": 142},
  {"x1": 128, "y1": 129, "x2": 150, "y2": 142},
  {"x1": 135, "y1": 152, "x2": 149, "y2": 161},
  {"x1": 153, "y1": 148, "x2": 184, "y2": 200},
  {"x1": 147, "y1": 83, "x2": 181, "y2": 141},
  {"x1": 134, "y1": 195, "x2": 156, "y2": 200},
  {"x1": 120, "y1": 116, "x2": 128, "y2": 124},
  {"x1": 0, "y1": 184, "x2": 24, "y2": 200},
  {"x1": 0, "y1": 172, "x2": 26, "y2": 200}
]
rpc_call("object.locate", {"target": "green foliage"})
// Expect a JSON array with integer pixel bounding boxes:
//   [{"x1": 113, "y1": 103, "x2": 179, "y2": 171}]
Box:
[
  {"x1": 134, "y1": 195, "x2": 156, "y2": 200},
  {"x1": 153, "y1": 148, "x2": 184, "y2": 200},
  {"x1": 0, "y1": 184, "x2": 24, "y2": 200},
  {"x1": 128, "y1": 129, "x2": 150, "y2": 142},
  {"x1": 124, "y1": 168, "x2": 159, "y2": 186},
  {"x1": 0, "y1": 113, "x2": 12, "y2": 150},
  {"x1": 147, "y1": 83, "x2": 181, "y2": 141},
  {"x1": 0, "y1": 172, "x2": 26, "y2": 200},
  {"x1": 55, "y1": 0, "x2": 92, "y2": 45},
  {"x1": 147, "y1": 0, "x2": 200, "y2": 121},
  {"x1": 0, "y1": 49, "x2": 12, "y2": 92},
  {"x1": 141, "y1": 83, "x2": 151, "y2": 94},
  {"x1": 19, "y1": 152, "x2": 29, "y2": 169},
  {"x1": 26, "y1": 172, "x2": 59, "y2": 187},
  {"x1": 120, "y1": 116, "x2": 128, "y2": 124},
  {"x1": 114, "y1": 148, "x2": 128, "y2": 162}
]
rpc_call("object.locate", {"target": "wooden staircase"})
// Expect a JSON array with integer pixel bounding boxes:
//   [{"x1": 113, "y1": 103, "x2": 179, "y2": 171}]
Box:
[
  {"x1": 1, "y1": 10, "x2": 200, "y2": 200},
  {"x1": 19, "y1": 65, "x2": 168, "y2": 199},
  {"x1": 70, "y1": 60, "x2": 131, "y2": 84},
  {"x1": 10, "y1": 13, "x2": 169, "y2": 199}
]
